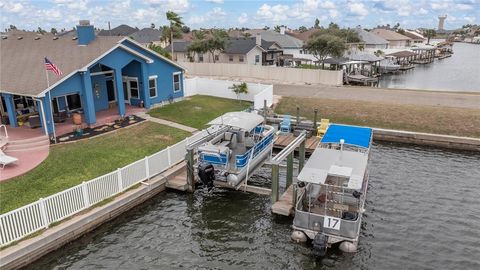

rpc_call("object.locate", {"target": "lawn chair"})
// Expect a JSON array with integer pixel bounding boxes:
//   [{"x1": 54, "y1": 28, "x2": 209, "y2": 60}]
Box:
[
  {"x1": 0, "y1": 150, "x2": 18, "y2": 169},
  {"x1": 316, "y1": 119, "x2": 330, "y2": 138},
  {"x1": 280, "y1": 115, "x2": 291, "y2": 133}
]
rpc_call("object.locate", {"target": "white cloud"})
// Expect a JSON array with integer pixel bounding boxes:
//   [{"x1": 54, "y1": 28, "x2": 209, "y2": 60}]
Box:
[
  {"x1": 464, "y1": 16, "x2": 476, "y2": 23},
  {"x1": 256, "y1": 3, "x2": 290, "y2": 22},
  {"x1": 1, "y1": 1, "x2": 24, "y2": 13},
  {"x1": 145, "y1": 0, "x2": 190, "y2": 13},
  {"x1": 205, "y1": 0, "x2": 224, "y2": 3},
  {"x1": 188, "y1": 15, "x2": 206, "y2": 25},
  {"x1": 348, "y1": 2, "x2": 368, "y2": 18},
  {"x1": 238, "y1": 13, "x2": 248, "y2": 24},
  {"x1": 417, "y1": 8, "x2": 428, "y2": 15},
  {"x1": 431, "y1": 2, "x2": 449, "y2": 10},
  {"x1": 329, "y1": 9, "x2": 338, "y2": 18},
  {"x1": 321, "y1": 1, "x2": 336, "y2": 9},
  {"x1": 455, "y1": 4, "x2": 473, "y2": 11},
  {"x1": 209, "y1": 7, "x2": 226, "y2": 17}
]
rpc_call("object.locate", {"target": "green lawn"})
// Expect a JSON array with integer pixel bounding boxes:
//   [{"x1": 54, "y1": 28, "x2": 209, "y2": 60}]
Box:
[
  {"x1": 0, "y1": 122, "x2": 190, "y2": 214},
  {"x1": 148, "y1": 95, "x2": 252, "y2": 129},
  {"x1": 275, "y1": 96, "x2": 480, "y2": 138}
]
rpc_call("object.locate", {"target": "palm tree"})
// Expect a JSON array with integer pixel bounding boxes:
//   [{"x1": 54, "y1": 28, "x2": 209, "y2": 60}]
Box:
[
  {"x1": 424, "y1": 29, "x2": 436, "y2": 45},
  {"x1": 166, "y1": 11, "x2": 184, "y2": 57}
]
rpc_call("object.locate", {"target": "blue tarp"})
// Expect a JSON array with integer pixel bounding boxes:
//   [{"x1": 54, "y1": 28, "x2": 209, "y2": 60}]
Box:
[{"x1": 321, "y1": 124, "x2": 372, "y2": 148}]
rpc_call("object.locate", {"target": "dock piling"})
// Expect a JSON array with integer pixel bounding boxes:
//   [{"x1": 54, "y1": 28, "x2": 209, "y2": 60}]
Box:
[
  {"x1": 271, "y1": 163, "x2": 280, "y2": 203},
  {"x1": 286, "y1": 152, "x2": 293, "y2": 188},
  {"x1": 313, "y1": 109, "x2": 318, "y2": 136},
  {"x1": 186, "y1": 148, "x2": 195, "y2": 192}
]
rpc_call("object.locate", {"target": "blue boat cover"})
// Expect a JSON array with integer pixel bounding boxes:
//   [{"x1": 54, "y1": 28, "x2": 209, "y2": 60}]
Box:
[{"x1": 321, "y1": 124, "x2": 372, "y2": 148}]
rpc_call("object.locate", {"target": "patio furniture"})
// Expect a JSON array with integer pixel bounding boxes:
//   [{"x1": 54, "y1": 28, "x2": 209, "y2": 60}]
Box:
[
  {"x1": 316, "y1": 119, "x2": 330, "y2": 137},
  {"x1": 280, "y1": 115, "x2": 291, "y2": 133},
  {"x1": 28, "y1": 115, "x2": 41, "y2": 128},
  {"x1": 53, "y1": 111, "x2": 68, "y2": 123},
  {"x1": 0, "y1": 150, "x2": 18, "y2": 169}
]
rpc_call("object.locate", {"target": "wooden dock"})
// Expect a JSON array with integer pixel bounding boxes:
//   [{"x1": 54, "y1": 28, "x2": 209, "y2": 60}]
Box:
[
  {"x1": 165, "y1": 164, "x2": 189, "y2": 191},
  {"x1": 271, "y1": 185, "x2": 294, "y2": 216},
  {"x1": 274, "y1": 133, "x2": 319, "y2": 153}
]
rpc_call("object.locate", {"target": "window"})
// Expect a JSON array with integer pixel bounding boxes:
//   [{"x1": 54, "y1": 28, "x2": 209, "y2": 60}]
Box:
[
  {"x1": 239, "y1": 56, "x2": 244, "y2": 62},
  {"x1": 66, "y1": 93, "x2": 82, "y2": 110},
  {"x1": 229, "y1": 55, "x2": 233, "y2": 62},
  {"x1": 300, "y1": 50, "x2": 303, "y2": 54},
  {"x1": 215, "y1": 55, "x2": 219, "y2": 61},
  {"x1": 13, "y1": 95, "x2": 35, "y2": 110},
  {"x1": 129, "y1": 80, "x2": 139, "y2": 99},
  {"x1": 198, "y1": 53, "x2": 204, "y2": 62},
  {"x1": 149, "y1": 77, "x2": 157, "y2": 98},
  {"x1": 173, "y1": 72, "x2": 181, "y2": 92},
  {"x1": 255, "y1": 55, "x2": 260, "y2": 63}
]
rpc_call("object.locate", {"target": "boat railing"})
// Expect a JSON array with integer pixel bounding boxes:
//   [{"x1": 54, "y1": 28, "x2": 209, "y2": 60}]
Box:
[{"x1": 235, "y1": 132, "x2": 274, "y2": 169}]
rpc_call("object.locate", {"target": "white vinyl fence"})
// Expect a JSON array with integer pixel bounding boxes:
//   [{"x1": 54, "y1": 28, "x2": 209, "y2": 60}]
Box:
[
  {"x1": 184, "y1": 77, "x2": 273, "y2": 110},
  {"x1": 180, "y1": 62, "x2": 344, "y2": 86},
  {"x1": 0, "y1": 130, "x2": 209, "y2": 247}
]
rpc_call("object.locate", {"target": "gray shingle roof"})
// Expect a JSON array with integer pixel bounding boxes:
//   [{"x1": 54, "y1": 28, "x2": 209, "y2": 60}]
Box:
[
  {"x1": 98, "y1": 24, "x2": 138, "y2": 36},
  {"x1": 0, "y1": 32, "x2": 123, "y2": 96},
  {"x1": 255, "y1": 30, "x2": 303, "y2": 49},
  {"x1": 130, "y1": 28, "x2": 163, "y2": 44},
  {"x1": 354, "y1": 27, "x2": 388, "y2": 45},
  {"x1": 167, "y1": 38, "x2": 279, "y2": 54}
]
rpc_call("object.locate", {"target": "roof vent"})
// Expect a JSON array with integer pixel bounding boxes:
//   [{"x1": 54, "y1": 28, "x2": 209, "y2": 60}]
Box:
[
  {"x1": 17, "y1": 36, "x2": 23, "y2": 40},
  {"x1": 72, "y1": 36, "x2": 78, "y2": 40},
  {"x1": 53, "y1": 36, "x2": 59, "y2": 40},
  {"x1": 1, "y1": 36, "x2": 7, "y2": 40},
  {"x1": 34, "y1": 36, "x2": 40, "y2": 40}
]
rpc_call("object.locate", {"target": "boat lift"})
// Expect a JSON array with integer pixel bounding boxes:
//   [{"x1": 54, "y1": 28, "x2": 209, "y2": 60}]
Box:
[{"x1": 270, "y1": 130, "x2": 307, "y2": 216}]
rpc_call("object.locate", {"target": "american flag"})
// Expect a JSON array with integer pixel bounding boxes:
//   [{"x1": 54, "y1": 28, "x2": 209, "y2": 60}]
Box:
[{"x1": 44, "y1": 57, "x2": 63, "y2": 76}]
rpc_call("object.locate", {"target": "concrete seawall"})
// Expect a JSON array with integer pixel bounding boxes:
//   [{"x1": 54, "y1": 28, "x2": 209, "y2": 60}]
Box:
[
  {"x1": 373, "y1": 128, "x2": 480, "y2": 152},
  {"x1": 0, "y1": 162, "x2": 186, "y2": 270}
]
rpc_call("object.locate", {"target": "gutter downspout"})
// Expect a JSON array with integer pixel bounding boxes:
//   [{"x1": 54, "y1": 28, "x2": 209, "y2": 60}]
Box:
[
  {"x1": 33, "y1": 97, "x2": 49, "y2": 137},
  {"x1": 47, "y1": 91, "x2": 57, "y2": 143}
]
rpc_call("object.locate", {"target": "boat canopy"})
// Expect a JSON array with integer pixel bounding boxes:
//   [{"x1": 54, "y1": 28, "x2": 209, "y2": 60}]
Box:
[
  {"x1": 297, "y1": 148, "x2": 368, "y2": 189},
  {"x1": 207, "y1": 112, "x2": 264, "y2": 131},
  {"x1": 321, "y1": 124, "x2": 372, "y2": 149}
]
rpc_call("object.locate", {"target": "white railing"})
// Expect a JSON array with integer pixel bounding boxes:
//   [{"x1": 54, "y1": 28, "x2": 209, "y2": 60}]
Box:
[{"x1": 0, "y1": 131, "x2": 207, "y2": 247}]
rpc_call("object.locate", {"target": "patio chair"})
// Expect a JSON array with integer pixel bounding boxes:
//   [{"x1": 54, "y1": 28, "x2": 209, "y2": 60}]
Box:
[
  {"x1": 53, "y1": 111, "x2": 68, "y2": 123},
  {"x1": 316, "y1": 119, "x2": 330, "y2": 137},
  {"x1": 28, "y1": 115, "x2": 41, "y2": 128},
  {"x1": 0, "y1": 150, "x2": 18, "y2": 169},
  {"x1": 280, "y1": 115, "x2": 291, "y2": 133}
]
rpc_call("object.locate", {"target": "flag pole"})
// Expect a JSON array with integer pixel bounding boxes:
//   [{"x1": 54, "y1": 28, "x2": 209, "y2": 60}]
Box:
[{"x1": 44, "y1": 57, "x2": 57, "y2": 143}]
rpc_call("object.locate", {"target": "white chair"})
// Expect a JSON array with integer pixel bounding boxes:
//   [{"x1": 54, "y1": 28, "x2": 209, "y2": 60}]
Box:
[{"x1": 0, "y1": 150, "x2": 18, "y2": 169}]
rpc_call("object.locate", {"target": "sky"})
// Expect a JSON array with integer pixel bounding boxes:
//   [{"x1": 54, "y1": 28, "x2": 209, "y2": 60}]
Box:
[{"x1": 0, "y1": 0, "x2": 479, "y2": 32}]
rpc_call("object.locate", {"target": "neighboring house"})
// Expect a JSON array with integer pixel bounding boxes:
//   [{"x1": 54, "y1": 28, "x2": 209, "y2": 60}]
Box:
[
  {"x1": 0, "y1": 20, "x2": 185, "y2": 137},
  {"x1": 98, "y1": 24, "x2": 138, "y2": 36},
  {"x1": 371, "y1": 29, "x2": 412, "y2": 48},
  {"x1": 402, "y1": 30, "x2": 427, "y2": 45},
  {"x1": 254, "y1": 29, "x2": 314, "y2": 64},
  {"x1": 354, "y1": 27, "x2": 388, "y2": 50},
  {"x1": 166, "y1": 36, "x2": 283, "y2": 65},
  {"x1": 130, "y1": 27, "x2": 165, "y2": 47}
]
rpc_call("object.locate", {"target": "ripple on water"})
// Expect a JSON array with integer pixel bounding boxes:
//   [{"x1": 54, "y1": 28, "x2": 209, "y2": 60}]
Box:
[{"x1": 26, "y1": 142, "x2": 480, "y2": 270}]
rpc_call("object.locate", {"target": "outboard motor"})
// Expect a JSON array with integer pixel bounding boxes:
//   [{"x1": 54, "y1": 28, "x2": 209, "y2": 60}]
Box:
[
  {"x1": 312, "y1": 233, "x2": 328, "y2": 257},
  {"x1": 198, "y1": 162, "x2": 215, "y2": 190}
]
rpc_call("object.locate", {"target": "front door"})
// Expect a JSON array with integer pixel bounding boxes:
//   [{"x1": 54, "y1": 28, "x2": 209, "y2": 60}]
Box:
[
  {"x1": 106, "y1": 79, "x2": 116, "y2": 103},
  {"x1": 122, "y1": 78, "x2": 139, "y2": 104}
]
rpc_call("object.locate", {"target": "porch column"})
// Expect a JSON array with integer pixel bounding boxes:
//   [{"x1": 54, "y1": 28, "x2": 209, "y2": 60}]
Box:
[
  {"x1": 114, "y1": 67, "x2": 126, "y2": 117},
  {"x1": 36, "y1": 99, "x2": 49, "y2": 136},
  {"x1": 141, "y1": 62, "x2": 151, "y2": 109},
  {"x1": 81, "y1": 70, "x2": 96, "y2": 125},
  {"x1": 3, "y1": 94, "x2": 17, "y2": 127}
]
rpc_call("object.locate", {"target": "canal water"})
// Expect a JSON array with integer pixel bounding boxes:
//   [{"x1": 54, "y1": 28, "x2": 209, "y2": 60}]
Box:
[
  {"x1": 27, "y1": 143, "x2": 480, "y2": 270},
  {"x1": 378, "y1": 41, "x2": 480, "y2": 92}
]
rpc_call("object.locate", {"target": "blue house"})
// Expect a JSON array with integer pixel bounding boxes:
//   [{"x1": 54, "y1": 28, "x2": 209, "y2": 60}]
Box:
[{"x1": 0, "y1": 20, "x2": 185, "y2": 138}]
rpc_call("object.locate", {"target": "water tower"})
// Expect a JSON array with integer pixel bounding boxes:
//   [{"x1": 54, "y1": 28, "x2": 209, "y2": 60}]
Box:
[{"x1": 438, "y1": 15, "x2": 447, "y2": 31}]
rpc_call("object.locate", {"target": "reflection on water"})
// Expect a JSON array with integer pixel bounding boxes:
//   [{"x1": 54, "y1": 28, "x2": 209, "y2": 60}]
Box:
[
  {"x1": 378, "y1": 42, "x2": 480, "y2": 92},
  {"x1": 27, "y1": 143, "x2": 480, "y2": 269}
]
